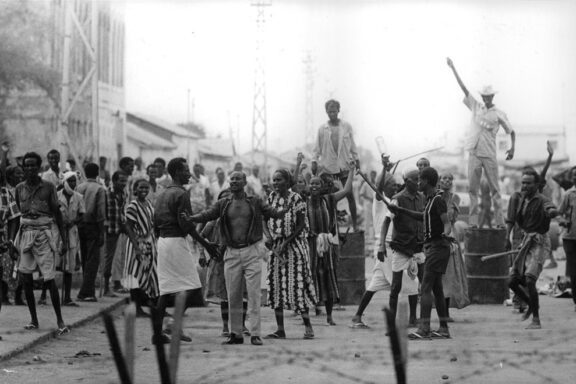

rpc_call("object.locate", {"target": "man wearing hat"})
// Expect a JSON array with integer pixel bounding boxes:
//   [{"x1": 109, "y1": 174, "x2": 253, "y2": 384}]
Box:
[{"x1": 447, "y1": 57, "x2": 516, "y2": 228}]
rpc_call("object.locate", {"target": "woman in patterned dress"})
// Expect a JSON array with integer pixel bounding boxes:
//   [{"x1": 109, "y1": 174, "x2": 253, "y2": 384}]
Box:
[
  {"x1": 307, "y1": 161, "x2": 355, "y2": 325},
  {"x1": 124, "y1": 178, "x2": 159, "y2": 317},
  {"x1": 265, "y1": 169, "x2": 317, "y2": 340}
]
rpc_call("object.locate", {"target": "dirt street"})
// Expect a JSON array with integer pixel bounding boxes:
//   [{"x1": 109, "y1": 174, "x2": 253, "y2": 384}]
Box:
[{"x1": 0, "y1": 259, "x2": 574, "y2": 384}]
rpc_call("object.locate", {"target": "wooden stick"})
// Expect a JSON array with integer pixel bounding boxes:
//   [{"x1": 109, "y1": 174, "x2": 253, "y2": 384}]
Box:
[
  {"x1": 397, "y1": 302, "x2": 408, "y2": 375},
  {"x1": 124, "y1": 303, "x2": 136, "y2": 382},
  {"x1": 384, "y1": 307, "x2": 406, "y2": 384},
  {"x1": 481, "y1": 250, "x2": 518, "y2": 262},
  {"x1": 356, "y1": 170, "x2": 392, "y2": 208},
  {"x1": 169, "y1": 291, "x2": 189, "y2": 384},
  {"x1": 102, "y1": 312, "x2": 132, "y2": 384},
  {"x1": 150, "y1": 305, "x2": 172, "y2": 384}
]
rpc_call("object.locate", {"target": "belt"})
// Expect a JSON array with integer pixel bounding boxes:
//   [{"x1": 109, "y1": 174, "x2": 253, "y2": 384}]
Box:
[
  {"x1": 159, "y1": 234, "x2": 185, "y2": 239},
  {"x1": 228, "y1": 242, "x2": 255, "y2": 249}
]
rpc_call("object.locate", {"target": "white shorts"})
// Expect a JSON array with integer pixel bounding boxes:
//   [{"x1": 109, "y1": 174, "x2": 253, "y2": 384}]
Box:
[{"x1": 366, "y1": 246, "x2": 419, "y2": 295}]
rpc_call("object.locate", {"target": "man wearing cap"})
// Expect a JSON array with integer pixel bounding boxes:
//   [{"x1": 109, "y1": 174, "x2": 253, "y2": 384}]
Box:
[{"x1": 447, "y1": 57, "x2": 516, "y2": 228}]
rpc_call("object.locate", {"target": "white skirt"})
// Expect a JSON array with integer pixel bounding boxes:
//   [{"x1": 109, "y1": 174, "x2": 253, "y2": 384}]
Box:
[{"x1": 157, "y1": 237, "x2": 201, "y2": 295}]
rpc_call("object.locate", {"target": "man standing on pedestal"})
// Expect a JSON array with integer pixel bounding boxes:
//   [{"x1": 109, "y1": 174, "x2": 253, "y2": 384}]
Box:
[
  {"x1": 312, "y1": 99, "x2": 360, "y2": 231},
  {"x1": 447, "y1": 57, "x2": 515, "y2": 228}
]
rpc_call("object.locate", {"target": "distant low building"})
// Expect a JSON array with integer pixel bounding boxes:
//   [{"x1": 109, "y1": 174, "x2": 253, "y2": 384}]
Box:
[
  {"x1": 197, "y1": 138, "x2": 235, "y2": 175},
  {"x1": 499, "y1": 125, "x2": 569, "y2": 168},
  {"x1": 126, "y1": 112, "x2": 201, "y2": 165}
]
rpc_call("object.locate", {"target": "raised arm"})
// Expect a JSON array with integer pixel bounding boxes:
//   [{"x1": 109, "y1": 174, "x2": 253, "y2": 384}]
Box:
[
  {"x1": 540, "y1": 140, "x2": 554, "y2": 182},
  {"x1": 446, "y1": 57, "x2": 469, "y2": 97},
  {"x1": 292, "y1": 152, "x2": 304, "y2": 184},
  {"x1": 333, "y1": 161, "x2": 356, "y2": 202}
]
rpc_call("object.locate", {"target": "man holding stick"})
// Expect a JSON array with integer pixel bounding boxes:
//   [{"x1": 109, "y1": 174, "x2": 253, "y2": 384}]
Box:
[{"x1": 505, "y1": 169, "x2": 558, "y2": 329}]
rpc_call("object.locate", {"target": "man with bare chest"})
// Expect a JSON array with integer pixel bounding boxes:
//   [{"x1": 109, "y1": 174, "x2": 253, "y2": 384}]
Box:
[{"x1": 188, "y1": 171, "x2": 285, "y2": 345}]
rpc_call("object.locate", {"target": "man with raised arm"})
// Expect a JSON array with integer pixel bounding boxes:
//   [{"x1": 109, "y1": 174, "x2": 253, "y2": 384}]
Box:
[{"x1": 447, "y1": 57, "x2": 516, "y2": 228}]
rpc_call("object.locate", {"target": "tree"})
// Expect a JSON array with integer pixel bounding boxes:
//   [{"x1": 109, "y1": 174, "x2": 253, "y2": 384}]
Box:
[{"x1": 0, "y1": 1, "x2": 60, "y2": 117}]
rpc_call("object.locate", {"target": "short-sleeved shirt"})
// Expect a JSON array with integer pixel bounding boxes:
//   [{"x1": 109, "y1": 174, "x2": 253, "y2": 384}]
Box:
[
  {"x1": 387, "y1": 189, "x2": 424, "y2": 256},
  {"x1": 313, "y1": 120, "x2": 358, "y2": 174},
  {"x1": 423, "y1": 190, "x2": 447, "y2": 242},
  {"x1": 15, "y1": 180, "x2": 59, "y2": 218},
  {"x1": 463, "y1": 94, "x2": 512, "y2": 158},
  {"x1": 558, "y1": 188, "x2": 576, "y2": 240}
]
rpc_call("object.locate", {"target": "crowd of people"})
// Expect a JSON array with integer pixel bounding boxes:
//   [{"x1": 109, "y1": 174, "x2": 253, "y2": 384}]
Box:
[{"x1": 0, "y1": 69, "x2": 575, "y2": 346}]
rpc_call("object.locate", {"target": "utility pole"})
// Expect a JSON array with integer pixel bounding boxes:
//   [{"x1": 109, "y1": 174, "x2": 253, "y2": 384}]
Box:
[
  {"x1": 250, "y1": 0, "x2": 270, "y2": 174},
  {"x1": 303, "y1": 51, "x2": 315, "y2": 147},
  {"x1": 58, "y1": 0, "x2": 99, "y2": 177}
]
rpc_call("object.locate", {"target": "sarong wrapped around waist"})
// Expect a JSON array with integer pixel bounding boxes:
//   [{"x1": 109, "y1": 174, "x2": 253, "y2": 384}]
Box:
[
  {"x1": 513, "y1": 232, "x2": 547, "y2": 276},
  {"x1": 16, "y1": 217, "x2": 60, "y2": 254}
]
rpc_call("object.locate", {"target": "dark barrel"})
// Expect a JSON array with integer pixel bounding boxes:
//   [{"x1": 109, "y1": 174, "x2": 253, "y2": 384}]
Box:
[
  {"x1": 337, "y1": 231, "x2": 365, "y2": 305},
  {"x1": 464, "y1": 228, "x2": 510, "y2": 304}
]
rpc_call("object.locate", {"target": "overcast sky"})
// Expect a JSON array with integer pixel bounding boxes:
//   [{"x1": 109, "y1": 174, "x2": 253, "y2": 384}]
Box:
[{"x1": 125, "y1": 0, "x2": 576, "y2": 161}]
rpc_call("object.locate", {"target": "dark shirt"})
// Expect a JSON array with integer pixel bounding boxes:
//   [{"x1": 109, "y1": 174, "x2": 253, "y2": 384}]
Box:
[
  {"x1": 515, "y1": 193, "x2": 556, "y2": 234},
  {"x1": 191, "y1": 192, "x2": 283, "y2": 247},
  {"x1": 154, "y1": 184, "x2": 195, "y2": 238},
  {"x1": 390, "y1": 189, "x2": 424, "y2": 256},
  {"x1": 423, "y1": 190, "x2": 447, "y2": 242},
  {"x1": 15, "y1": 180, "x2": 59, "y2": 218},
  {"x1": 76, "y1": 178, "x2": 107, "y2": 226},
  {"x1": 106, "y1": 185, "x2": 127, "y2": 235}
]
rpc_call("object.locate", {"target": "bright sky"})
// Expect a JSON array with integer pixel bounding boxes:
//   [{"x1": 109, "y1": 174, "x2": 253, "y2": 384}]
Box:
[{"x1": 125, "y1": 0, "x2": 576, "y2": 161}]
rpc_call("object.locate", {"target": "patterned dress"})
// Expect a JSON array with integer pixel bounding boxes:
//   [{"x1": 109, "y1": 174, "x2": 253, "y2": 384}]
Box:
[
  {"x1": 307, "y1": 194, "x2": 340, "y2": 303},
  {"x1": 0, "y1": 187, "x2": 21, "y2": 290},
  {"x1": 123, "y1": 199, "x2": 159, "y2": 298},
  {"x1": 267, "y1": 190, "x2": 316, "y2": 313}
]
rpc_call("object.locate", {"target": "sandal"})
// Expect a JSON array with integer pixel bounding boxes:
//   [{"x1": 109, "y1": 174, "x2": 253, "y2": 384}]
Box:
[
  {"x1": 349, "y1": 322, "x2": 370, "y2": 329},
  {"x1": 24, "y1": 323, "x2": 39, "y2": 330},
  {"x1": 430, "y1": 328, "x2": 451, "y2": 339},
  {"x1": 408, "y1": 329, "x2": 431, "y2": 340},
  {"x1": 303, "y1": 330, "x2": 315, "y2": 340},
  {"x1": 57, "y1": 326, "x2": 71, "y2": 336},
  {"x1": 264, "y1": 331, "x2": 286, "y2": 339}
]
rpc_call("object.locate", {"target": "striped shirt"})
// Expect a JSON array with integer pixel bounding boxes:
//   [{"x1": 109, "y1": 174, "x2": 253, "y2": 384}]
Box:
[{"x1": 423, "y1": 190, "x2": 447, "y2": 242}]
